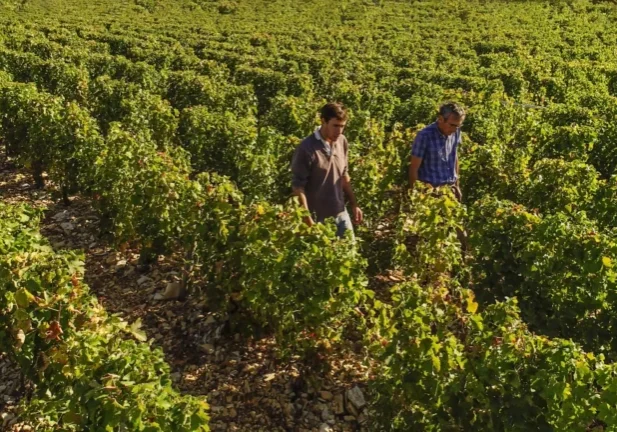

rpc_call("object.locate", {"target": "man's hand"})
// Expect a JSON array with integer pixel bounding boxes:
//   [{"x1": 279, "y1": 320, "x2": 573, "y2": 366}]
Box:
[
  {"x1": 342, "y1": 174, "x2": 362, "y2": 225},
  {"x1": 292, "y1": 186, "x2": 314, "y2": 226},
  {"x1": 452, "y1": 184, "x2": 462, "y2": 202},
  {"x1": 303, "y1": 215, "x2": 315, "y2": 227},
  {"x1": 409, "y1": 156, "x2": 422, "y2": 192},
  {"x1": 351, "y1": 205, "x2": 363, "y2": 224}
]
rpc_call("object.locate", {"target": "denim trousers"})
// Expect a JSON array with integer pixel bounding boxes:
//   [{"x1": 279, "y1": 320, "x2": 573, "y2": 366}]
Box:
[{"x1": 335, "y1": 210, "x2": 354, "y2": 239}]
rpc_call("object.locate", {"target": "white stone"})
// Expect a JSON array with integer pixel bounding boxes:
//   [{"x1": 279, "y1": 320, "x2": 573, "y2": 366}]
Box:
[
  {"x1": 319, "y1": 423, "x2": 333, "y2": 432},
  {"x1": 53, "y1": 211, "x2": 69, "y2": 221},
  {"x1": 137, "y1": 276, "x2": 151, "y2": 286},
  {"x1": 346, "y1": 386, "x2": 366, "y2": 410},
  {"x1": 321, "y1": 407, "x2": 334, "y2": 421},
  {"x1": 153, "y1": 282, "x2": 183, "y2": 301},
  {"x1": 60, "y1": 221, "x2": 74, "y2": 232}
]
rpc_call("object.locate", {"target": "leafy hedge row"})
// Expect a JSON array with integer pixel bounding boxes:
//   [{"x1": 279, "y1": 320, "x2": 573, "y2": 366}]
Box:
[
  {"x1": 469, "y1": 197, "x2": 617, "y2": 355},
  {"x1": 0, "y1": 203, "x2": 210, "y2": 431},
  {"x1": 370, "y1": 187, "x2": 617, "y2": 431}
]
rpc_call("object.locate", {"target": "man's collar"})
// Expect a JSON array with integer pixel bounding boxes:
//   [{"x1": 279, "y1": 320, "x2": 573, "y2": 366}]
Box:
[
  {"x1": 315, "y1": 127, "x2": 331, "y2": 145},
  {"x1": 431, "y1": 122, "x2": 448, "y2": 139},
  {"x1": 314, "y1": 127, "x2": 324, "y2": 142}
]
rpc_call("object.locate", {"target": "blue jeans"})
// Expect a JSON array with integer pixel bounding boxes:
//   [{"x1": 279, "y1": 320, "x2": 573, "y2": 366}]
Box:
[{"x1": 335, "y1": 210, "x2": 354, "y2": 239}]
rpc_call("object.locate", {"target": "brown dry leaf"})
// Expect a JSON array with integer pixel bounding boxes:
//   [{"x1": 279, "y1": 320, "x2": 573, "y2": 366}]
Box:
[{"x1": 45, "y1": 321, "x2": 63, "y2": 342}]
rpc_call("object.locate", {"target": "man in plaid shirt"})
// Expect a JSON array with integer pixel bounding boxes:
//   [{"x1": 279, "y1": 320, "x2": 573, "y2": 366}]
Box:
[{"x1": 409, "y1": 102, "x2": 465, "y2": 200}]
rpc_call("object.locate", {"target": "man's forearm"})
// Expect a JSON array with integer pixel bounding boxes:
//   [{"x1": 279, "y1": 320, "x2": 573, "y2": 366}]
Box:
[
  {"x1": 292, "y1": 186, "x2": 310, "y2": 210},
  {"x1": 456, "y1": 158, "x2": 460, "y2": 185},
  {"x1": 409, "y1": 168, "x2": 418, "y2": 189},
  {"x1": 342, "y1": 175, "x2": 357, "y2": 207}
]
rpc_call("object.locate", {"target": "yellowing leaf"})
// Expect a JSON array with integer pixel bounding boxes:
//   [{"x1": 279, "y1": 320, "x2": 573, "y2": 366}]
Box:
[
  {"x1": 466, "y1": 291, "x2": 478, "y2": 314},
  {"x1": 603, "y1": 256, "x2": 613, "y2": 268},
  {"x1": 563, "y1": 383, "x2": 572, "y2": 398},
  {"x1": 432, "y1": 355, "x2": 441, "y2": 372},
  {"x1": 467, "y1": 300, "x2": 478, "y2": 314},
  {"x1": 129, "y1": 319, "x2": 148, "y2": 342},
  {"x1": 15, "y1": 288, "x2": 35, "y2": 308},
  {"x1": 15, "y1": 329, "x2": 25, "y2": 349}
]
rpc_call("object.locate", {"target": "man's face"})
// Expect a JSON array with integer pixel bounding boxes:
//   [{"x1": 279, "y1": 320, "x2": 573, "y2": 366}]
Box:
[
  {"x1": 437, "y1": 114, "x2": 464, "y2": 137},
  {"x1": 321, "y1": 117, "x2": 347, "y2": 141}
]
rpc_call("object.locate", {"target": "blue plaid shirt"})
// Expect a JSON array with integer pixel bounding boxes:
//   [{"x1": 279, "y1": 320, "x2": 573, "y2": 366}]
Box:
[{"x1": 411, "y1": 122, "x2": 460, "y2": 186}]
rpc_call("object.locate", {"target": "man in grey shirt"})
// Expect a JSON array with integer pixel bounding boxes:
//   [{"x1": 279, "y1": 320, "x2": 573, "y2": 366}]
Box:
[{"x1": 291, "y1": 103, "x2": 363, "y2": 237}]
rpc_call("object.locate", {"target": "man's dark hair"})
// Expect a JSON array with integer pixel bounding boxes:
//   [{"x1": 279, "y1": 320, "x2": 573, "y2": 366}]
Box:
[
  {"x1": 320, "y1": 102, "x2": 348, "y2": 122},
  {"x1": 439, "y1": 102, "x2": 465, "y2": 120}
]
